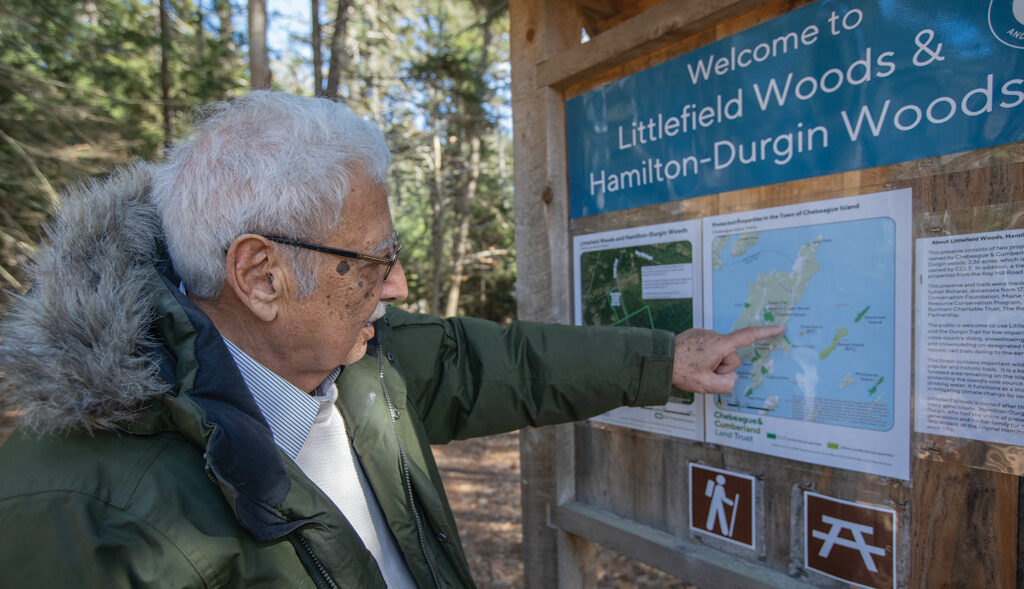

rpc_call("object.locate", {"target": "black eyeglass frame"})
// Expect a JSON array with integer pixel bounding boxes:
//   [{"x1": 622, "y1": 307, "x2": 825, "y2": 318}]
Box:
[{"x1": 263, "y1": 235, "x2": 402, "y2": 282}]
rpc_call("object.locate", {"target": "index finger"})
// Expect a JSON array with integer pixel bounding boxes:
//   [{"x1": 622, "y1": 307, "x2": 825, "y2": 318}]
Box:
[{"x1": 725, "y1": 324, "x2": 786, "y2": 349}]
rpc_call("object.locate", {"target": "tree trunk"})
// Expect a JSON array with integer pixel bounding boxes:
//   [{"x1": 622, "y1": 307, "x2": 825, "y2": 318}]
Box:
[
  {"x1": 84, "y1": 0, "x2": 98, "y2": 26},
  {"x1": 444, "y1": 133, "x2": 481, "y2": 317},
  {"x1": 159, "y1": 0, "x2": 173, "y2": 147},
  {"x1": 312, "y1": 0, "x2": 323, "y2": 94},
  {"x1": 364, "y1": 1, "x2": 381, "y2": 118},
  {"x1": 347, "y1": 44, "x2": 362, "y2": 104},
  {"x1": 429, "y1": 132, "x2": 447, "y2": 315},
  {"x1": 443, "y1": 16, "x2": 493, "y2": 317},
  {"x1": 215, "y1": 0, "x2": 234, "y2": 48},
  {"x1": 248, "y1": 0, "x2": 271, "y2": 89},
  {"x1": 324, "y1": 0, "x2": 350, "y2": 98},
  {"x1": 196, "y1": 2, "x2": 207, "y2": 91}
]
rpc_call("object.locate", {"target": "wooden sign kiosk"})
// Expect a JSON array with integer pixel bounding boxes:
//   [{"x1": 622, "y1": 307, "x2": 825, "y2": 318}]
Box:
[{"x1": 509, "y1": 0, "x2": 1024, "y2": 586}]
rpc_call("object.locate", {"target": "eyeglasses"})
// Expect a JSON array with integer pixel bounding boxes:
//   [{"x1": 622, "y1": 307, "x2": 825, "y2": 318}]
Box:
[{"x1": 264, "y1": 235, "x2": 402, "y2": 282}]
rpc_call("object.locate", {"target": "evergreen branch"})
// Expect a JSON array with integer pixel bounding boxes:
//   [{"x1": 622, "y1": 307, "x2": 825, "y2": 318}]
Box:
[
  {"x1": 0, "y1": 128, "x2": 60, "y2": 209},
  {"x1": 0, "y1": 65, "x2": 193, "y2": 108}
]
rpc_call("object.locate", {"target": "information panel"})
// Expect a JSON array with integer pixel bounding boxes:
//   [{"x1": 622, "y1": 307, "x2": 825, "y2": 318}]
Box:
[
  {"x1": 914, "y1": 228, "x2": 1024, "y2": 445},
  {"x1": 702, "y1": 190, "x2": 911, "y2": 479},
  {"x1": 566, "y1": 0, "x2": 1024, "y2": 218},
  {"x1": 574, "y1": 221, "x2": 704, "y2": 440}
]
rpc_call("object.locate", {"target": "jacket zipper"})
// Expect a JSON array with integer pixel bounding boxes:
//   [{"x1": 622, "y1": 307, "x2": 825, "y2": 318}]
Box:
[
  {"x1": 294, "y1": 532, "x2": 340, "y2": 589},
  {"x1": 377, "y1": 340, "x2": 443, "y2": 589},
  {"x1": 201, "y1": 457, "x2": 337, "y2": 588}
]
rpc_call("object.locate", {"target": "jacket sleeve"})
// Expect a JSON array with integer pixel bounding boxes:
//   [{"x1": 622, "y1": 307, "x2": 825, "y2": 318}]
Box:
[{"x1": 384, "y1": 308, "x2": 674, "y2": 444}]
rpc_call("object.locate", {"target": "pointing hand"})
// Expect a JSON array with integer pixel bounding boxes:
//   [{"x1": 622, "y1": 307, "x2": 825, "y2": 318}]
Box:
[{"x1": 672, "y1": 325, "x2": 787, "y2": 395}]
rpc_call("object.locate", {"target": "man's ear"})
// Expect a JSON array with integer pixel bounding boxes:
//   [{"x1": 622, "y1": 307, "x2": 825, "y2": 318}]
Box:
[{"x1": 225, "y1": 235, "x2": 290, "y2": 322}]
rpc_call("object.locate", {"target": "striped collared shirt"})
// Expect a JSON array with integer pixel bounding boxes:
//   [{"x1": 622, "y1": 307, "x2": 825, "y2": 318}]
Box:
[{"x1": 222, "y1": 338, "x2": 341, "y2": 459}]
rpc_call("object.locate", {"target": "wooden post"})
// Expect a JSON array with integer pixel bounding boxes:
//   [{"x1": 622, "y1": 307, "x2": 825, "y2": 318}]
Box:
[{"x1": 511, "y1": 1, "x2": 596, "y2": 585}]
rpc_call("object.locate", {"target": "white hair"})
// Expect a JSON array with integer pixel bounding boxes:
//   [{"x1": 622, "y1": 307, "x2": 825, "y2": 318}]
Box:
[{"x1": 150, "y1": 91, "x2": 392, "y2": 299}]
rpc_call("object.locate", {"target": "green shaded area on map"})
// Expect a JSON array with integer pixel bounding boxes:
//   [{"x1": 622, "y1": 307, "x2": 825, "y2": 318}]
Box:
[
  {"x1": 580, "y1": 240, "x2": 694, "y2": 402},
  {"x1": 819, "y1": 327, "x2": 849, "y2": 360},
  {"x1": 869, "y1": 377, "x2": 885, "y2": 394},
  {"x1": 855, "y1": 306, "x2": 870, "y2": 322}
]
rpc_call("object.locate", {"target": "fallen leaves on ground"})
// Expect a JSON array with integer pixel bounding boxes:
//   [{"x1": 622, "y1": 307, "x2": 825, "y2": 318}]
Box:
[{"x1": 432, "y1": 431, "x2": 696, "y2": 588}]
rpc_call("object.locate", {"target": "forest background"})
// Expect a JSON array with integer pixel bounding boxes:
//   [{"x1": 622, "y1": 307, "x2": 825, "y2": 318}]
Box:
[
  {"x1": 0, "y1": 3, "x2": 692, "y2": 585},
  {"x1": 0, "y1": 0, "x2": 516, "y2": 320}
]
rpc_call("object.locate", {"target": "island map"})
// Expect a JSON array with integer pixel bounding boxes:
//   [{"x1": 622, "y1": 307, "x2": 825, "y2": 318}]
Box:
[{"x1": 712, "y1": 218, "x2": 896, "y2": 431}]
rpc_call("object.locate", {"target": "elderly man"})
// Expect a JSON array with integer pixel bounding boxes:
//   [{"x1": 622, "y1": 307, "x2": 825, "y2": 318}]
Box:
[{"x1": 0, "y1": 92, "x2": 783, "y2": 588}]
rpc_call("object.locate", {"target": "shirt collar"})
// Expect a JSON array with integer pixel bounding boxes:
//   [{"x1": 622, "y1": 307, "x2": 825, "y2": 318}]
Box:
[{"x1": 222, "y1": 338, "x2": 342, "y2": 459}]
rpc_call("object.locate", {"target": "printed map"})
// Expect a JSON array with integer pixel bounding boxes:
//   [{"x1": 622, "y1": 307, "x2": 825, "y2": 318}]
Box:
[
  {"x1": 711, "y1": 218, "x2": 896, "y2": 431},
  {"x1": 580, "y1": 240, "x2": 694, "y2": 402}
]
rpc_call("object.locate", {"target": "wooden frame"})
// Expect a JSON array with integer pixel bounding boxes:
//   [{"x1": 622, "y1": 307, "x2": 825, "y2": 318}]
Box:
[{"x1": 510, "y1": 0, "x2": 1024, "y2": 586}]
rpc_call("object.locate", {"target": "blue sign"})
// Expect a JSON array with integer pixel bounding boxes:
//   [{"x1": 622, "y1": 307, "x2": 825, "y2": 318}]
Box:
[{"x1": 567, "y1": 0, "x2": 1024, "y2": 218}]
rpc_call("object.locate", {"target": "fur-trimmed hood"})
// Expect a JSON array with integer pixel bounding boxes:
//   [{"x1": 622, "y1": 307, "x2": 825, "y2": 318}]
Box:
[{"x1": 0, "y1": 165, "x2": 172, "y2": 433}]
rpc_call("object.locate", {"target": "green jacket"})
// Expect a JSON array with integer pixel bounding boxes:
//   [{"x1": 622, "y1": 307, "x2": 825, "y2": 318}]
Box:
[{"x1": 0, "y1": 166, "x2": 674, "y2": 588}]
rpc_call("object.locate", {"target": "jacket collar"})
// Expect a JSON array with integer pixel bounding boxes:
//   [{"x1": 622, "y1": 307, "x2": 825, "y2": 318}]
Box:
[
  {"x1": 149, "y1": 246, "x2": 314, "y2": 541},
  {"x1": 0, "y1": 163, "x2": 311, "y2": 540},
  {"x1": 0, "y1": 165, "x2": 171, "y2": 433}
]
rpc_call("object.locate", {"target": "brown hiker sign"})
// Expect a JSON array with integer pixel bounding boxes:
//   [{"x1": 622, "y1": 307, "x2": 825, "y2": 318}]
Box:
[{"x1": 688, "y1": 463, "x2": 755, "y2": 549}]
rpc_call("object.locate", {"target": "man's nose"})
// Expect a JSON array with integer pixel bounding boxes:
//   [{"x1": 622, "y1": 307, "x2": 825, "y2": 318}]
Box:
[{"x1": 382, "y1": 259, "x2": 408, "y2": 303}]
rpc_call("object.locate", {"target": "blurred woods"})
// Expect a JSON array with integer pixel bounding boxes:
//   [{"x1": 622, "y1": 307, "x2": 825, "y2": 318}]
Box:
[{"x1": 0, "y1": 0, "x2": 516, "y2": 321}]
